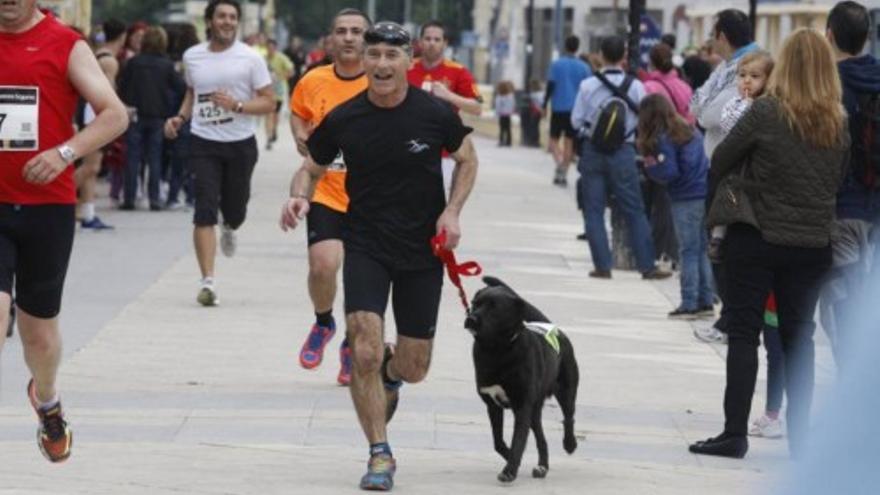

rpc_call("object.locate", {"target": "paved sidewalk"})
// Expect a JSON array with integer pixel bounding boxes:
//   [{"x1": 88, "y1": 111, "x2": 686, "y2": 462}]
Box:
[{"x1": 0, "y1": 131, "x2": 831, "y2": 494}]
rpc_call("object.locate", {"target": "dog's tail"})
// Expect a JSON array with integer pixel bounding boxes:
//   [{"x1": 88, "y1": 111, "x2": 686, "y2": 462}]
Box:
[{"x1": 482, "y1": 276, "x2": 551, "y2": 323}]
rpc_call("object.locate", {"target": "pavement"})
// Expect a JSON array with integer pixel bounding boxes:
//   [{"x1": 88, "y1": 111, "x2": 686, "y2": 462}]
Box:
[{"x1": 0, "y1": 127, "x2": 836, "y2": 494}]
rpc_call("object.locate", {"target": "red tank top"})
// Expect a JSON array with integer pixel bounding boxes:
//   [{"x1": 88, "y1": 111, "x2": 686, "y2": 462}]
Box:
[{"x1": 0, "y1": 11, "x2": 81, "y2": 205}]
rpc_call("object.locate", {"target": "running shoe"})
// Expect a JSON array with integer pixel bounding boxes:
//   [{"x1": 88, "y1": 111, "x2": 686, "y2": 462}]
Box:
[
  {"x1": 359, "y1": 453, "x2": 396, "y2": 491},
  {"x1": 749, "y1": 415, "x2": 784, "y2": 438},
  {"x1": 381, "y1": 344, "x2": 403, "y2": 423},
  {"x1": 337, "y1": 339, "x2": 352, "y2": 386},
  {"x1": 27, "y1": 379, "x2": 72, "y2": 463},
  {"x1": 299, "y1": 322, "x2": 336, "y2": 369},
  {"x1": 197, "y1": 282, "x2": 219, "y2": 307},
  {"x1": 220, "y1": 225, "x2": 237, "y2": 257},
  {"x1": 696, "y1": 305, "x2": 716, "y2": 318},
  {"x1": 668, "y1": 307, "x2": 700, "y2": 320},
  {"x1": 80, "y1": 216, "x2": 114, "y2": 230},
  {"x1": 693, "y1": 325, "x2": 727, "y2": 344}
]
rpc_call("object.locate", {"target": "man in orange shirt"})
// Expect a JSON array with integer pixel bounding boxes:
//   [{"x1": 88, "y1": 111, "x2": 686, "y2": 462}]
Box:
[
  {"x1": 407, "y1": 20, "x2": 482, "y2": 117},
  {"x1": 286, "y1": 8, "x2": 370, "y2": 385}
]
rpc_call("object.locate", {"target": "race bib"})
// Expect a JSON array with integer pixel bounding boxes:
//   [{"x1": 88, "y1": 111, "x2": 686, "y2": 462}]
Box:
[
  {"x1": 195, "y1": 93, "x2": 234, "y2": 126},
  {"x1": 421, "y1": 81, "x2": 433, "y2": 93},
  {"x1": 0, "y1": 86, "x2": 38, "y2": 151}
]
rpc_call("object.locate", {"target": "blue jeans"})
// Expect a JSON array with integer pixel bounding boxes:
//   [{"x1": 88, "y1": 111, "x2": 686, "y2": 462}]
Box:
[
  {"x1": 670, "y1": 199, "x2": 715, "y2": 309},
  {"x1": 166, "y1": 122, "x2": 192, "y2": 204},
  {"x1": 124, "y1": 117, "x2": 165, "y2": 206},
  {"x1": 763, "y1": 323, "x2": 785, "y2": 413},
  {"x1": 578, "y1": 142, "x2": 656, "y2": 273}
]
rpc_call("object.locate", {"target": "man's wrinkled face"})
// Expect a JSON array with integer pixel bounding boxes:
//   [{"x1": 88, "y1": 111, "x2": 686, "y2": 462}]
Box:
[
  {"x1": 209, "y1": 4, "x2": 238, "y2": 45},
  {"x1": 364, "y1": 43, "x2": 410, "y2": 96},
  {"x1": 419, "y1": 26, "x2": 447, "y2": 63},
  {"x1": 332, "y1": 15, "x2": 368, "y2": 64},
  {"x1": 0, "y1": 0, "x2": 36, "y2": 26}
]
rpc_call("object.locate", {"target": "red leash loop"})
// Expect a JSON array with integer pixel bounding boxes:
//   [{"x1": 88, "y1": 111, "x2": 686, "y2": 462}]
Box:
[{"x1": 431, "y1": 230, "x2": 482, "y2": 312}]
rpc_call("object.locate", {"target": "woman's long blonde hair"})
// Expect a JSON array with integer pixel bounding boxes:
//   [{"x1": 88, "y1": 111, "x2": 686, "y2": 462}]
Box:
[{"x1": 767, "y1": 28, "x2": 846, "y2": 149}]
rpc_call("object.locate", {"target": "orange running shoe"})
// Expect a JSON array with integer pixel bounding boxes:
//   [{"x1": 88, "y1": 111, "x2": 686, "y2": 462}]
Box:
[{"x1": 27, "y1": 379, "x2": 72, "y2": 463}]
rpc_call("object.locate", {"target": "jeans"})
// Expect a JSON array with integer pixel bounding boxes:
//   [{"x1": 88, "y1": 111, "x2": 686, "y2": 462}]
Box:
[
  {"x1": 124, "y1": 117, "x2": 165, "y2": 206},
  {"x1": 763, "y1": 323, "x2": 785, "y2": 413},
  {"x1": 166, "y1": 122, "x2": 192, "y2": 204},
  {"x1": 498, "y1": 116, "x2": 512, "y2": 146},
  {"x1": 721, "y1": 224, "x2": 831, "y2": 456},
  {"x1": 579, "y1": 142, "x2": 656, "y2": 273},
  {"x1": 670, "y1": 199, "x2": 714, "y2": 310}
]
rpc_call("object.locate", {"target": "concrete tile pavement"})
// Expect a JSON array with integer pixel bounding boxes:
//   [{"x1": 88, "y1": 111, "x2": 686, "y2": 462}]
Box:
[{"x1": 0, "y1": 130, "x2": 826, "y2": 494}]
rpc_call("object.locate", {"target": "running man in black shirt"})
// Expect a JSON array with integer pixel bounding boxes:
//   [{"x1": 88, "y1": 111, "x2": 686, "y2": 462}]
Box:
[{"x1": 280, "y1": 22, "x2": 478, "y2": 492}]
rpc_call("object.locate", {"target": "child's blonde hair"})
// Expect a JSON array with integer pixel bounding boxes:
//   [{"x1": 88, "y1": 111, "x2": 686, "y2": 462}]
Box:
[{"x1": 737, "y1": 51, "x2": 775, "y2": 97}]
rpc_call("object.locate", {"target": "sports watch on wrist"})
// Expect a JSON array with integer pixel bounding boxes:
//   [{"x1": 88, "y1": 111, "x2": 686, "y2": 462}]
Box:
[
  {"x1": 235, "y1": 101, "x2": 244, "y2": 113},
  {"x1": 56, "y1": 144, "x2": 77, "y2": 164}
]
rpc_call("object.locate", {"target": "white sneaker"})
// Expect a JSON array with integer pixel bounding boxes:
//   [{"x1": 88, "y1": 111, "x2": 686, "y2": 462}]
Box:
[
  {"x1": 197, "y1": 280, "x2": 218, "y2": 307},
  {"x1": 749, "y1": 414, "x2": 784, "y2": 438},
  {"x1": 220, "y1": 225, "x2": 237, "y2": 257},
  {"x1": 693, "y1": 325, "x2": 728, "y2": 344}
]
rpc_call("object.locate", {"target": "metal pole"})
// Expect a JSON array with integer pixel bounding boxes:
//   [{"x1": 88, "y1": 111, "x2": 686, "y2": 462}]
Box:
[
  {"x1": 404, "y1": 0, "x2": 411, "y2": 25},
  {"x1": 367, "y1": 0, "x2": 376, "y2": 21},
  {"x1": 553, "y1": 0, "x2": 563, "y2": 56},
  {"x1": 627, "y1": 0, "x2": 644, "y2": 74},
  {"x1": 431, "y1": 0, "x2": 438, "y2": 19},
  {"x1": 525, "y1": 0, "x2": 534, "y2": 89}
]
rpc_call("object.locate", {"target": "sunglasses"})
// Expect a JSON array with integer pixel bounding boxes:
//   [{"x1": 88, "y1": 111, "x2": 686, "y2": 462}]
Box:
[{"x1": 364, "y1": 22, "x2": 411, "y2": 47}]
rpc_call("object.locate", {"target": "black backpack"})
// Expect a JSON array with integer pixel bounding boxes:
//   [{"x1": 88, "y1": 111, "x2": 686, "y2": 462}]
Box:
[
  {"x1": 852, "y1": 92, "x2": 880, "y2": 189},
  {"x1": 590, "y1": 72, "x2": 639, "y2": 153}
]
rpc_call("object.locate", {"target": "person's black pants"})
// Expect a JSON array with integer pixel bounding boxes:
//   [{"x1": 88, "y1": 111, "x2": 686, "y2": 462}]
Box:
[
  {"x1": 498, "y1": 116, "x2": 512, "y2": 146},
  {"x1": 721, "y1": 224, "x2": 831, "y2": 455}
]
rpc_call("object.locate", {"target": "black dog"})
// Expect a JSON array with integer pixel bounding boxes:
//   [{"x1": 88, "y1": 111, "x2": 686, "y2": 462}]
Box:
[{"x1": 464, "y1": 276, "x2": 579, "y2": 483}]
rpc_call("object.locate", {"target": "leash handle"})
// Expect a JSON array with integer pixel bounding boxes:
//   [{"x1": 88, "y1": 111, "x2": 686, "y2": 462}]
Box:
[{"x1": 431, "y1": 230, "x2": 482, "y2": 312}]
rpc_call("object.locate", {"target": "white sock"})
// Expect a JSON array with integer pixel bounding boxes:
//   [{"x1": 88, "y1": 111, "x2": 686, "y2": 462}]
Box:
[
  {"x1": 82, "y1": 202, "x2": 95, "y2": 222},
  {"x1": 201, "y1": 277, "x2": 214, "y2": 287},
  {"x1": 38, "y1": 394, "x2": 60, "y2": 410}
]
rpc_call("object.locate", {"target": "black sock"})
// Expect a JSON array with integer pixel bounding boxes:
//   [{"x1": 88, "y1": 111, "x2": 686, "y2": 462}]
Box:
[
  {"x1": 370, "y1": 442, "x2": 392, "y2": 457},
  {"x1": 316, "y1": 311, "x2": 334, "y2": 328}
]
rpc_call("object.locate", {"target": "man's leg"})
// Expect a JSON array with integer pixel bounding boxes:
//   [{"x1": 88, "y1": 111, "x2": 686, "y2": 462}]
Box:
[
  {"x1": 299, "y1": 234, "x2": 345, "y2": 371},
  {"x1": 0, "y1": 292, "x2": 11, "y2": 353},
  {"x1": 606, "y1": 144, "x2": 658, "y2": 274},
  {"x1": 75, "y1": 151, "x2": 104, "y2": 226},
  {"x1": 18, "y1": 312, "x2": 62, "y2": 403},
  {"x1": 217, "y1": 137, "x2": 258, "y2": 258},
  {"x1": 580, "y1": 145, "x2": 612, "y2": 273},
  {"x1": 348, "y1": 310, "x2": 388, "y2": 444},
  {"x1": 194, "y1": 226, "x2": 217, "y2": 279}
]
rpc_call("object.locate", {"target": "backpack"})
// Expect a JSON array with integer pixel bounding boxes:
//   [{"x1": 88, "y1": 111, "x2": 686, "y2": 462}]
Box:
[
  {"x1": 590, "y1": 72, "x2": 639, "y2": 153},
  {"x1": 852, "y1": 92, "x2": 880, "y2": 189}
]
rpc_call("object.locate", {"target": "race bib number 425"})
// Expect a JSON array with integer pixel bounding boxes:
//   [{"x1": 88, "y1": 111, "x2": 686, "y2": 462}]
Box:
[
  {"x1": 0, "y1": 86, "x2": 38, "y2": 151},
  {"x1": 195, "y1": 93, "x2": 233, "y2": 126}
]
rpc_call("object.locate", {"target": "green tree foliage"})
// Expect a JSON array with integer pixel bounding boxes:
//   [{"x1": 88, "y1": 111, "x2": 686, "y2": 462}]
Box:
[
  {"x1": 276, "y1": 0, "x2": 474, "y2": 43},
  {"x1": 93, "y1": 0, "x2": 174, "y2": 23}
]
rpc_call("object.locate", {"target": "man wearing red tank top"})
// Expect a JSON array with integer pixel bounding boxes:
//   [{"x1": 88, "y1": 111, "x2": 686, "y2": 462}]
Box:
[{"x1": 0, "y1": 0, "x2": 128, "y2": 463}]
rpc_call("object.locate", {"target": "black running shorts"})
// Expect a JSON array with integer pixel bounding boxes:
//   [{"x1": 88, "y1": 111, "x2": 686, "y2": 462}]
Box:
[
  {"x1": 190, "y1": 135, "x2": 258, "y2": 229},
  {"x1": 343, "y1": 250, "x2": 444, "y2": 340},
  {"x1": 0, "y1": 204, "x2": 76, "y2": 319},
  {"x1": 306, "y1": 202, "x2": 344, "y2": 246},
  {"x1": 550, "y1": 111, "x2": 576, "y2": 139}
]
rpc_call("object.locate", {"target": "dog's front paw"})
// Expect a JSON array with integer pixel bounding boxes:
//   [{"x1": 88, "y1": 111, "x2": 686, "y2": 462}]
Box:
[
  {"x1": 563, "y1": 435, "x2": 578, "y2": 454},
  {"x1": 497, "y1": 467, "x2": 517, "y2": 483},
  {"x1": 532, "y1": 465, "x2": 549, "y2": 478}
]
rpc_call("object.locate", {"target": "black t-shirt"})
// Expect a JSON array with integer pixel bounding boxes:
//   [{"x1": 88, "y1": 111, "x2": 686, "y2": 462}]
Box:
[{"x1": 308, "y1": 88, "x2": 473, "y2": 270}]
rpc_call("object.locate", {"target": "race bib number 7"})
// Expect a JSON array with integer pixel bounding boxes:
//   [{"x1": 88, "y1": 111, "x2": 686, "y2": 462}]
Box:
[
  {"x1": 0, "y1": 86, "x2": 38, "y2": 151},
  {"x1": 195, "y1": 93, "x2": 233, "y2": 126}
]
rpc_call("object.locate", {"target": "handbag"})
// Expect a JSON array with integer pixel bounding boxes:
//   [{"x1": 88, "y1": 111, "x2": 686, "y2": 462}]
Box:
[{"x1": 706, "y1": 164, "x2": 760, "y2": 229}]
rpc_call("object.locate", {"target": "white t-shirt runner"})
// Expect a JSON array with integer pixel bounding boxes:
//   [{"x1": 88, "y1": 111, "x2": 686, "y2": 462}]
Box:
[{"x1": 183, "y1": 40, "x2": 272, "y2": 142}]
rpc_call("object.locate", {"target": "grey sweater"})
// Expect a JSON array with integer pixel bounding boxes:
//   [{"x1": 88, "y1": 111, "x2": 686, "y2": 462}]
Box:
[{"x1": 709, "y1": 97, "x2": 849, "y2": 248}]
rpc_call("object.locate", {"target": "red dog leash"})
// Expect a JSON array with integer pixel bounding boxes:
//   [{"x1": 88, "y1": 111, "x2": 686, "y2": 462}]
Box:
[{"x1": 431, "y1": 230, "x2": 482, "y2": 312}]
